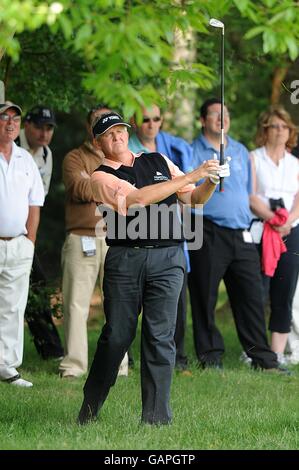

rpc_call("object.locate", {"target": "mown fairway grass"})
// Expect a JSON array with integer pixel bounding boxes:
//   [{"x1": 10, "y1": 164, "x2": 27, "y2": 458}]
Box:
[{"x1": 0, "y1": 301, "x2": 299, "y2": 450}]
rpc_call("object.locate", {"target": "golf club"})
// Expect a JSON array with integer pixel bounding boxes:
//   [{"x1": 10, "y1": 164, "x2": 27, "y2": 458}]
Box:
[{"x1": 209, "y1": 18, "x2": 225, "y2": 192}]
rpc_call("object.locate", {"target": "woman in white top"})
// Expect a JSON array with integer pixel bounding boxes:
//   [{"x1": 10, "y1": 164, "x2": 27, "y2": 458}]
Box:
[{"x1": 250, "y1": 106, "x2": 299, "y2": 364}]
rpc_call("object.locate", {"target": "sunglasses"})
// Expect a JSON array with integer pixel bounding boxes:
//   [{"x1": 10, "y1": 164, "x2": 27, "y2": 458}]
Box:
[
  {"x1": 0, "y1": 113, "x2": 21, "y2": 123},
  {"x1": 142, "y1": 116, "x2": 161, "y2": 123},
  {"x1": 206, "y1": 111, "x2": 230, "y2": 118}
]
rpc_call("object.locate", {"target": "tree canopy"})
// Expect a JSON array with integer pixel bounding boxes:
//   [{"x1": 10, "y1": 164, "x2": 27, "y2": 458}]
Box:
[{"x1": 1, "y1": 0, "x2": 299, "y2": 120}]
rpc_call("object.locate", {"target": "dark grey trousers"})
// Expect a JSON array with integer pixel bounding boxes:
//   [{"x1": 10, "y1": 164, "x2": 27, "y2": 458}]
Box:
[{"x1": 80, "y1": 245, "x2": 185, "y2": 424}]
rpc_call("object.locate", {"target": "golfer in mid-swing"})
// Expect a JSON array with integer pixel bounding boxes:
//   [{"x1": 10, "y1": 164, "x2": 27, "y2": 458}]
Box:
[{"x1": 78, "y1": 112, "x2": 229, "y2": 425}]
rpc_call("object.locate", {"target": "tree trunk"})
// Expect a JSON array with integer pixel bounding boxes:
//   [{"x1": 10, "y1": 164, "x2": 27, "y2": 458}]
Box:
[
  {"x1": 165, "y1": 28, "x2": 196, "y2": 142},
  {"x1": 271, "y1": 67, "x2": 288, "y2": 105}
]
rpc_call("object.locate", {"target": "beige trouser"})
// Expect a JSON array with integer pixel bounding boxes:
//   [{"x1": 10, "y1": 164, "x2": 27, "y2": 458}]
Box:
[
  {"x1": 0, "y1": 236, "x2": 34, "y2": 380},
  {"x1": 59, "y1": 233, "x2": 108, "y2": 377}
]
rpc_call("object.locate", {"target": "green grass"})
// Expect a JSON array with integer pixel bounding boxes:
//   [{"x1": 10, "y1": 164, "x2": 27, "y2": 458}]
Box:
[{"x1": 1, "y1": 297, "x2": 299, "y2": 450}]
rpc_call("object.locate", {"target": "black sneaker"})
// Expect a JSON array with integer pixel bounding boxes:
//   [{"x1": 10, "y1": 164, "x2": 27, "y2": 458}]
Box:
[
  {"x1": 77, "y1": 400, "x2": 98, "y2": 425},
  {"x1": 41, "y1": 350, "x2": 64, "y2": 361},
  {"x1": 175, "y1": 360, "x2": 188, "y2": 371},
  {"x1": 263, "y1": 365, "x2": 292, "y2": 376},
  {"x1": 200, "y1": 361, "x2": 223, "y2": 370},
  {"x1": 251, "y1": 361, "x2": 293, "y2": 376}
]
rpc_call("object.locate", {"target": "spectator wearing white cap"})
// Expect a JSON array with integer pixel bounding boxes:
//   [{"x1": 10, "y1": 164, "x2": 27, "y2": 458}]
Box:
[{"x1": 0, "y1": 101, "x2": 44, "y2": 387}]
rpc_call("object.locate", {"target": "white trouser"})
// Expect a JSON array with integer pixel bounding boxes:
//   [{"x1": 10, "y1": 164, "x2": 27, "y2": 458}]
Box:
[
  {"x1": 287, "y1": 279, "x2": 299, "y2": 354},
  {"x1": 59, "y1": 233, "x2": 108, "y2": 377},
  {"x1": 0, "y1": 236, "x2": 34, "y2": 380}
]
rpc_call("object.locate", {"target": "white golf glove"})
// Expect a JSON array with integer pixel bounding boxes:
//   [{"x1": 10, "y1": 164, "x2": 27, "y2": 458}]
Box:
[{"x1": 209, "y1": 155, "x2": 231, "y2": 185}]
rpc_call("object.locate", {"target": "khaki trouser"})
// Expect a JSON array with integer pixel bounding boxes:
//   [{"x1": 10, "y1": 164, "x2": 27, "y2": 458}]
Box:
[
  {"x1": 59, "y1": 233, "x2": 108, "y2": 377},
  {"x1": 0, "y1": 236, "x2": 34, "y2": 380}
]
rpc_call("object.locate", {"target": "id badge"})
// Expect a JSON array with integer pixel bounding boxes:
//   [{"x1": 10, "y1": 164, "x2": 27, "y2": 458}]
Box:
[
  {"x1": 242, "y1": 230, "x2": 253, "y2": 243},
  {"x1": 81, "y1": 236, "x2": 96, "y2": 256}
]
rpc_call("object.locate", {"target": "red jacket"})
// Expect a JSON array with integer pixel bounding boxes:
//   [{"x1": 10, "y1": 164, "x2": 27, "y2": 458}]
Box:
[{"x1": 261, "y1": 208, "x2": 289, "y2": 277}]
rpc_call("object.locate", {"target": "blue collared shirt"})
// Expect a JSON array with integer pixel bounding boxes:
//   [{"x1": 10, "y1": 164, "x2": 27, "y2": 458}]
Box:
[
  {"x1": 128, "y1": 133, "x2": 149, "y2": 154},
  {"x1": 129, "y1": 131, "x2": 194, "y2": 174},
  {"x1": 191, "y1": 134, "x2": 252, "y2": 229}
]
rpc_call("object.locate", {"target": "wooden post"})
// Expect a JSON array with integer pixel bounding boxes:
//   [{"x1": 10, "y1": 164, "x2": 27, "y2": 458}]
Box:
[
  {"x1": 0, "y1": 31, "x2": 15, "y2": 102},
  {"x1": 0, "y1": 44, "x2": 6, "y2": 102},
  {"x1": 0, "y1": 81, "x2": 4, "y2": 102}
]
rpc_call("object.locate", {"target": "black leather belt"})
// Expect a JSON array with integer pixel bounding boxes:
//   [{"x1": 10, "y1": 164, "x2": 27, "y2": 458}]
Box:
[
  {"x1": 112, "y1": 244, "x2": 179, "y2": 249},
  {"x1": 133, "y1": 245, "x2": 161, "y2": 249}
]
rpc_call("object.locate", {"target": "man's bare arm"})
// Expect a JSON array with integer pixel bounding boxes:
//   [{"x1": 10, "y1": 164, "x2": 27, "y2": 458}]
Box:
[
  {"x1": 26, "y1": 206, "x2": 40, "y2": 244},
  {"x1": 126, "y1": 160, "x2": 219, "y2": 209}
]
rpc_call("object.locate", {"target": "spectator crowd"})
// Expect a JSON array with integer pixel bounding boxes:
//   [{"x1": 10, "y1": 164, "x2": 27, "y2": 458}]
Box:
[{"x1": 1, "y1": 96, "x2": 298, "y2": 425}]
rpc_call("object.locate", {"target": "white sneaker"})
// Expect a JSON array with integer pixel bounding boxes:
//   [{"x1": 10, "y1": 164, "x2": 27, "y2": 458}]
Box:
[
  {"x1": 239, "y1": 351, "x2": 252, "y2": 365},
  {"x1": 118, "y1": 352, "x2": 128, "y2": 377},
  {"x1": 11, "y1": 378, "x2": 33, "y2": 387},
  {"x1": 1, "y1": 374, "x2": 33, "y2": 387},
  {"x1": 10, "y1": 379, "x2": 33, "y2": 387},
  {"x1": 288, "y1": 352, "x2": 299, "y2": 365},
  {"x1": 276, "y1": 352, "x2": 289, "y2": 366}
]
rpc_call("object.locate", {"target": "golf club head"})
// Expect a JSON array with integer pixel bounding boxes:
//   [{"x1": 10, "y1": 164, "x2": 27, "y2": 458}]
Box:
[{"x1": 209, "y1": 18, "x2": 224, "y2": 29}]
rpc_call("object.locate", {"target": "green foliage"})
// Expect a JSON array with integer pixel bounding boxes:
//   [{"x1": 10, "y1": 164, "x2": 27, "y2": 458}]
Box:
[
  {"x1": 239, "y1": 0, "x2": 299, "y2": 60},
  {"x1": 27, "y1": 282, "x2": 63, "y2": 319},
  {"x1": 56, "y1": 0, "x2": 213, "y2": 114},
  {"x1": 190, "y1": 3, "x2": 293, "y2": 146},
  {"x1": 0, "y1": 0, "x2": 63, "y2": 61},
  {"x1": 169, "y1": 63, "x2": 214, "y2": 95},
  {"x1": 0, "y1": 26, "x2": 91, "y2": 111},
  {"x1": 2, "y1": 0, "x2": 299, "y2": 119}
]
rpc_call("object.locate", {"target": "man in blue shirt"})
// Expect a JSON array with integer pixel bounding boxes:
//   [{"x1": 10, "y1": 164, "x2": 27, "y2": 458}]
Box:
[
  {"x1": 129, "y1": 104, "x2": 192, "y2": 371},
  {"x1": 189, "y1": 98, "x2": 285, "y2": 372},
  {"x1": 129, "y1": 105, "x2": 193, "y2": 174}
]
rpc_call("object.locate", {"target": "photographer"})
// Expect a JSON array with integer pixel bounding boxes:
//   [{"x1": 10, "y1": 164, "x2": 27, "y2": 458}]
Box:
[{"x1": 250, "y1": 106, "x2": 299, "y2": 365}]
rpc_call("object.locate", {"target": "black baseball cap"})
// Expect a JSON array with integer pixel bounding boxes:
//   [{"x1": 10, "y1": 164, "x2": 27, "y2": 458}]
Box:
[
  {"x1": 92, "y1": 112, "x2": 130, "y2": 138},
  {"x1": 25, "y1": 106, "x2": 56, "y2": 126}
]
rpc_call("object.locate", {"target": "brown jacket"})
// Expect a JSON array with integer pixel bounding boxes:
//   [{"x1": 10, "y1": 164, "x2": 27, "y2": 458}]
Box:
[{"x1": 62, "y1": 141, "x2": 104, "y2": 236}]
